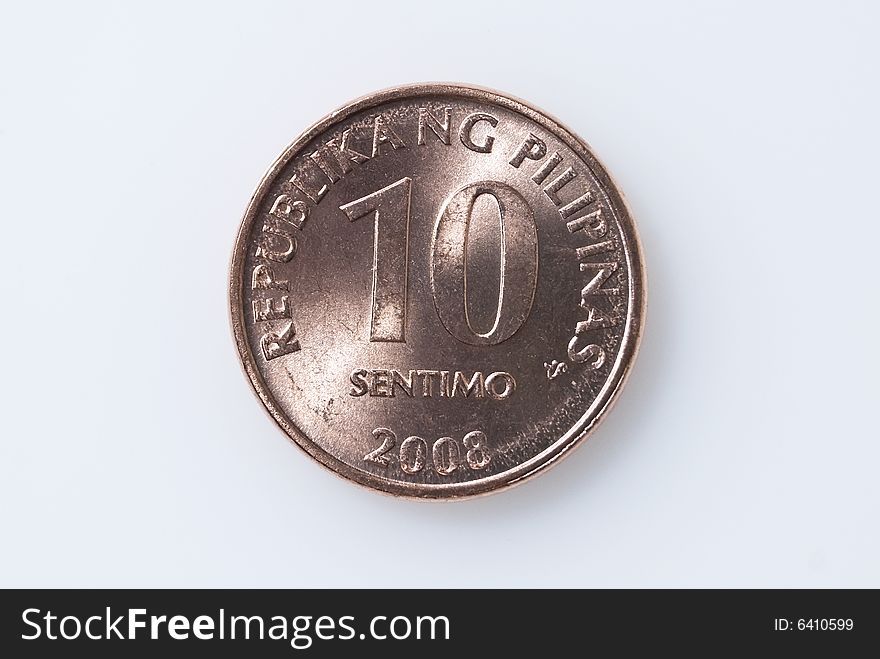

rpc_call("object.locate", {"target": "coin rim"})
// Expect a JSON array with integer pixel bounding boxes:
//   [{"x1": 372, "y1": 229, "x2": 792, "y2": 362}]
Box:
[{"x1": 229, "y1": 82, "x2": 646, "y2": 499}]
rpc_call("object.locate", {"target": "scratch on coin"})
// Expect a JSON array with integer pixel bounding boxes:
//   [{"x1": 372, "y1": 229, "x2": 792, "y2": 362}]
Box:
[{"x1": 284, "y1": 367, "x2": 304, "y2": 396}]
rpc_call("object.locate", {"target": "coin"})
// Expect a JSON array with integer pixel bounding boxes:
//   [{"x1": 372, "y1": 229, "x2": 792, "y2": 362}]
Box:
[{"x1": 230, "y1": 83, "x2": 645, "y2": 498}]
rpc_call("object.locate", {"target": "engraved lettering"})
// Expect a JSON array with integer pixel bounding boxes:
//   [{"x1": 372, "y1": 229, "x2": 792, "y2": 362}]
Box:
[
  {"x1": 269, "y1": 194, "x2": 309, "y2": 230},
  {"x1": 416, "y1": 369, "x2": 438, "y2": 397},
  {"x1": 252, "y1": 295, "x2": 290, "y2": 322},
  {"x1": 254, "y1": 226, "x2": 296, "y2": 263},
  {"x1": 567, "y1": 206, "x2": 606, "y2": 239},
  {"x1": 567, "y1": 337, "x2": 606, "y2": 369},
  {"x1": 309, "y1": 150, "x2": 342, "y2": 182},
  {"x1": 531, "y1": 151, "x2": 563, "y2": 185},
  {"x1": 392, "y1": 370, "x2": 414, "y2": 397},
  {"x1": 418, "y1": 107, "x2": 452, "y2": 145},
  {"x1": 575, "y1": 303, "x2": 615, "y2": 331},
  {"x1": 251, "y1": 264, "x2": 289, "y2": 291},
  {"x1": 288, "y1": 159, "x2": 329, "y2": 204},
  {"x1": 350, "y1": 369, "x2": 516, "y2": 400},
  {"x1": 542, "y1": 167, "x2": 578, "y2": 206},
  {"x1": 459, "y1": 112, "x2": 498, "y2": 153},
  {"x1": 350, "y1": 369, "x2": 369, "y2": 397},
  {"x1": 580, "y1": 262, "x2": 620, "y2": 296},
  {"x1": 560, "y1": 192, "x2": 597, "y2": 219},
  {"x1": 484, "y1": 372, "x2": 515, "y2": 399},
  {"x1": 370, "y1": 369, "x2": 393, "y2": 397},
  {"x1": 309, "y1": 129, "x2": 371, "y2": 182},
  {"x1": 504, "y1": 124, "x2": 617, "y2": 347},
  {"x1": 371, "y1": 115, "x2": 406, "y2": 157},
  {"x1": 509, "y1": 133, "x2": 547, "y2": 168},
  {"x1": 260, "y1": 322, "x2": 300, "y2": 360},
  {"x1": 576, "y1": 239, "x2": 615, "y2": 259},
  {"x1": 513, "y1": 147, "x2": 601, "y2": 230},
  {"x1": 452, "y1": 371, "x2": 484, "y2": 398}
]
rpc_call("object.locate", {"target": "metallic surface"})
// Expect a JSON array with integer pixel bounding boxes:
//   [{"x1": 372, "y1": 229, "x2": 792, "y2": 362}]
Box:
[{"x1": 230, "y1": 84, "x2": 645, "y2": 498}]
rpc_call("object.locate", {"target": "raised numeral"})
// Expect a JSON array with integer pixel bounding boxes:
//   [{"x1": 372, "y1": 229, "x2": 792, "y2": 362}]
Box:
[
  {"x1": 399, "y1": 436, "x2": 428, "y2": 474},
  {"x1": 463, "y1": 430, "x2": 491, "y2": 470},
  {"x1": 363, "y1": 427, "x2": 396, "y2": 466},
  {"x1": 341, "y1": 178, "x2": 538, "y2": 346},
  {"x1": 340, "y1": 177, "x2": 412, "y2": 342},
  {"x1": 431, "y1": 181, "x2": 538, "y2": 345},
  {"x1": 363, "y1": 429, "x2": 490, "y2": 475},
  {"x1": 432, "y1": 436, "x2": 461, "y2": 475}
]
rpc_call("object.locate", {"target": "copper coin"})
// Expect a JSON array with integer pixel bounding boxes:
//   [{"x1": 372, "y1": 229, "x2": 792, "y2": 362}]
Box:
[{"x1": 229, "y1": 83, "x2": 646, "y2": 498}]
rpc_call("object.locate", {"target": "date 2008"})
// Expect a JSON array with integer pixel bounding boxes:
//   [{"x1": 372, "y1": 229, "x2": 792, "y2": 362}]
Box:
[
  {"x1": 364, "y1": 428, "x2": 491, "y2": 476},
  {"x1": 774, "y1": 618, "x2": 854, "y2": 631}
]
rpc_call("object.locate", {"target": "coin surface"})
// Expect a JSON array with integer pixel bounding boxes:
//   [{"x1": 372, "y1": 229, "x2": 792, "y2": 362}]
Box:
[{"x1": 230, "y1": 83, "x2": 645, "y2": 498}]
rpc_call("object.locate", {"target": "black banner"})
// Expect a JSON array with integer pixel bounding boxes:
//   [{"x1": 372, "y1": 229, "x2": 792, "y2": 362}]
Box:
[{"x1": 1, "y1": 589, "x2": 876, "y2": 655}]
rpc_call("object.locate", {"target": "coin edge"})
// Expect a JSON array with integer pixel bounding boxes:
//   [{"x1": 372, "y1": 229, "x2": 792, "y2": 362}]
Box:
[{"x1": 228, "y1": 82, "x2": 647, "y2": 500}]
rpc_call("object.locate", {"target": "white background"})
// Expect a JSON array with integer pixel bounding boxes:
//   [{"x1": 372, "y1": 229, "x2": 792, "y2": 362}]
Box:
[{"x1": 1, "y1": 1, "x2": 878, "y2": 587}]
